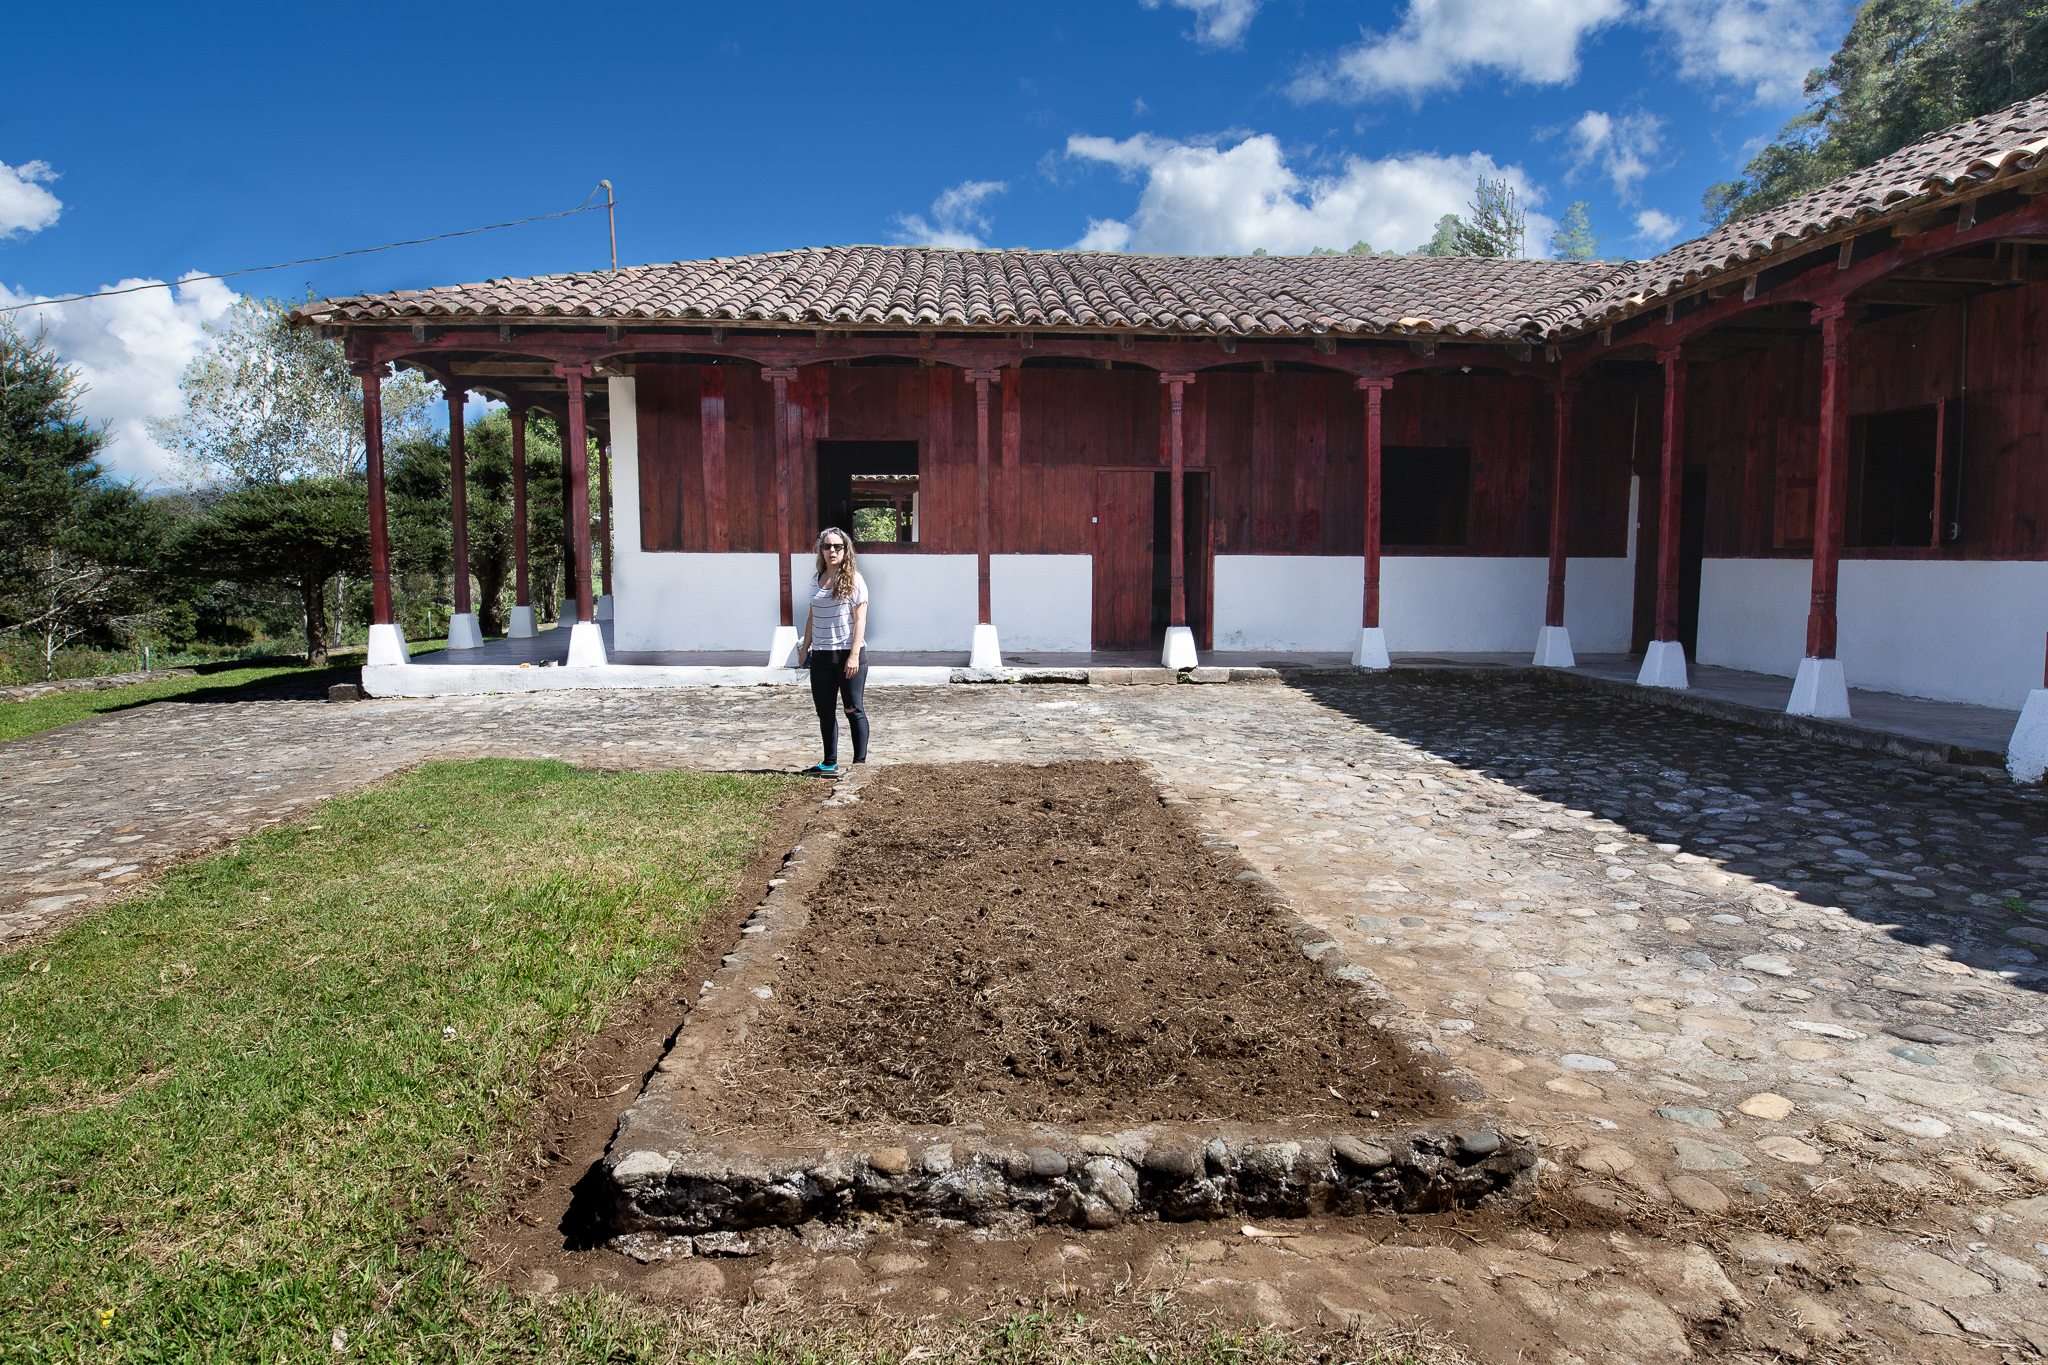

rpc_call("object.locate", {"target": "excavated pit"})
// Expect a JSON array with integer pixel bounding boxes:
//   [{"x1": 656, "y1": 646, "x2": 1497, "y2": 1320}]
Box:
[{"x1": 602, "y1": 760, "x2": 1534, "y2": 1241}]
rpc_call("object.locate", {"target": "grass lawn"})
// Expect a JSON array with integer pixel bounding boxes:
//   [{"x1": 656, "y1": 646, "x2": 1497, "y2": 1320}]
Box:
[{"x1": 0, "y1": 759, "x2": 805, "y2": 1361}]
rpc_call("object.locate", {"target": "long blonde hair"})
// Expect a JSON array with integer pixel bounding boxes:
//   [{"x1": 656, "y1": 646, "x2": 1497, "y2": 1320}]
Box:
[{"x1": 813, "y1": 527, "x2": 859, "y2": 599}]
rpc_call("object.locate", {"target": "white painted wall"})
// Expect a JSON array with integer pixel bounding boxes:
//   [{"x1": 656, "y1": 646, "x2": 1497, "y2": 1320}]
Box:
[
  {"x1": 1699, "y1": 556, "x2": 2048, "y2": 709},
  {"x1": 856, "y1": 554, "x2": 977, "y2": 650},
  {"x1": 1696, "y1": 559, "x2": 1806, "y2": 680},
  {"x1": 1213, "y1": 555, "x2": 1634, "y2": 654},
  {"x1": 992, "y1": 555, "x2": 1091, "y2": 650}
]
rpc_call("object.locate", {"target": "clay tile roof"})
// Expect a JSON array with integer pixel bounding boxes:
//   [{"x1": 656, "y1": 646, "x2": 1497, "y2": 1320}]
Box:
[
  {"x1": 295, "y1": 95, "x2": 2048, "y2": 345},
  {"x1": 294, "y1": 247, "x2": 1619, "y2": 343},
  {"x1": 1574, "y1": 92, "x2": 2048, "y2": 329}
]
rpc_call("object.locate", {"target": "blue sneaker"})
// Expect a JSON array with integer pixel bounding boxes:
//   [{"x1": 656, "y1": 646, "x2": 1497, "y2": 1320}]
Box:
[{"x1": 804, "y1": 763, "x2": 839, "y2": 776}]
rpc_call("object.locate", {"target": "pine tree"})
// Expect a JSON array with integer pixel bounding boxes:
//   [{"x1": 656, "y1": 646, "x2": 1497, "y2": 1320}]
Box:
[
  {"x1": 1550, "y1": 201, "x2": 1606, "y2": 260},
  {"x1": 1458, "y1": 178, "x2": 1527, "y2": 257}
]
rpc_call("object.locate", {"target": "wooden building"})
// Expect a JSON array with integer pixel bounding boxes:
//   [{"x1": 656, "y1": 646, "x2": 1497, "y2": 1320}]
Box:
[{"x1": 296, "y1": 95, "x2": 2048, "y2": 751}]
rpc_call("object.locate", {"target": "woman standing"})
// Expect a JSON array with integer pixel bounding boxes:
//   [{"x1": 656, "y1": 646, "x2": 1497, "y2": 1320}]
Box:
[{"x1": 795, "y1": 527, "x2": 869, "y2": 775}]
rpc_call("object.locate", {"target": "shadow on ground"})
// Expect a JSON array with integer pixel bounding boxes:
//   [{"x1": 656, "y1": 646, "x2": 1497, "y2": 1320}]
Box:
[{"x1": 1286, "y1": 669, "x2": 2048, "y2": 988}]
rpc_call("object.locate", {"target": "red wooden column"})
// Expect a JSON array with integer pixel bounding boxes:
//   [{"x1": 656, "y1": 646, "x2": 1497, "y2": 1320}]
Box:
[
  {"x1": 598, "y1": 427, "x2": 614, "y2": 601},
  {"x1": 356, "y1": 362, "x2": 395, "y2": 628},
  {"x1": 1545, "y1": 383, "x2": 1577, "y2": 627},
  {"x1": 1162, "y1": 374, "x2": 1195, "y2": 627},
  {"x1": 508, "y1": 403, "x2": 534, "y2": 637},
  {"x1": 1353, "y1": 377, "x2": 1392, "y2": 668},
  {"x1": 763, "y1": 369, "x2": 798, "y2": 627},
  {"x1": 1788, "y1": 303, "x2": 1858, "y2": 716},
  {"x1": 559, "y1": 368, "x2": 596, "y2": 626},
  {"x1": 968, "y1": 369, "x2": 1000, "y2": 624},
  {"x1": 557, "y1": 408, "x2": 575, "y2": 621},
  {"x1": 443, "y1": 380, "x2": 479, "y2": 646},
  {"x1": 1535, "y1": 380, "x2": 1579, "y2": 668},
  {"x1": 1637, "y1": 349, "x2": 1689, "y2": 687}
]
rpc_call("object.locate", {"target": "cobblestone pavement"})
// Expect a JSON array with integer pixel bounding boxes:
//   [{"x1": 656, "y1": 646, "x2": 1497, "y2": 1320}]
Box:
[{"x1": 10, "y1": 673, "x2": 2048, "y2": 1358}]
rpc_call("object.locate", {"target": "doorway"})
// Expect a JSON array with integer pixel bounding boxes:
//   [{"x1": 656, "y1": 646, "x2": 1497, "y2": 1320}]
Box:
[
  {"x1": 816, "y1": 440, "x2": 919, "y2": 544},
  {"x1": 1630, "y1": 467, "x2": 1709, "y2": 656},
  {"x1": 1092, "y1": 468, "x2": 1211, "y2": 650}
]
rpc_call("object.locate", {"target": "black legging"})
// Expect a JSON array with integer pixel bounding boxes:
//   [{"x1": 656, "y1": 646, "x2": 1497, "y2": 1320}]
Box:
[{"x1": 807, "y1": 648, "x2": 869, "y2": 766}]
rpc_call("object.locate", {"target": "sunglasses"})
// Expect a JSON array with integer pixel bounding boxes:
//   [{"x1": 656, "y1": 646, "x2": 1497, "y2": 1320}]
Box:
[{"x1": 821, "y1": 542, "x2": 847, "y2": 551}]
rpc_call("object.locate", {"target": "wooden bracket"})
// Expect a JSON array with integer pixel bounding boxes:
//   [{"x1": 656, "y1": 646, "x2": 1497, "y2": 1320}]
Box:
[
  {"x1": 1118, "y1": 333, "x2": 1134, "y2": 352},
  {"x1": 919, "y1": 329, "x2": 935, "y2": 348},
  {"x1": 1408, "y1": 339, "x2": 1436, "y2": 357},
  {"x1": 605, "y1": 325, "x2": 622, "y2": 344},
  {"x1": 1219, "y1": 337, "x2": 1237, "y2": 354},
  {"x1": 1018, "y1": 331, "x2": 1034, "y2": 349},
  {"x1": 1507, "y1": 342, "x2": 1533, "y2": 362},
  {"x1": 1957, "y1": 198, "x2": 1979, "y2": 232},
  {"x1": 1599, "y1": 327, "x2": 1613, "y2": 346},
  {"x1": 411, "y1": 323, "x2": 429, "y2": 342},
  {"x1": 1743, "y1": 274, "x2": 1758, "y2": 302},
  {"x1": 813, "y1": 330, "x2": 829, "y2": 347},
  {"x1": 498, "y1": 324, "x2": 515, "y2": 342},
  {"x1": 709, "y1": 327, "x2": 725, "y2": 345},
  {"x1": 1314, "y1": 337, "x2": 1335, "y2": 354}
]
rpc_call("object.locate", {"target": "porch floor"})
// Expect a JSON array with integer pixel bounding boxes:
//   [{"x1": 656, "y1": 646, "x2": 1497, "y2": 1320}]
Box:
[{"x1": 397, "y1": 625, "x2": 2021, "y2": 767}]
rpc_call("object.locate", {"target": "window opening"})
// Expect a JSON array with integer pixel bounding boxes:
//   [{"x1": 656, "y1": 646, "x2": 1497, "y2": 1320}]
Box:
[
  {"x1": 817, "y1": 440, "x2": 919, "y2": 544},
  {"x1": 1848, "y1": 405, "x2": 1958, "y2": 547},
  {"x1": 1381, "y1": 446, "x2": 1471, "y2": 547}
]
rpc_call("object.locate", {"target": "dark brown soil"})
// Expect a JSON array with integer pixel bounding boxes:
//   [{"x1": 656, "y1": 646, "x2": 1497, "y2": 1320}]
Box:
[{"x1": 706, "y1": 759, "x2": 1446, "y2": 1133}]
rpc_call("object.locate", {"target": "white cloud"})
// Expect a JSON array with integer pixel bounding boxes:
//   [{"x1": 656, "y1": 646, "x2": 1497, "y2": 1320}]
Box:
[
  {"x1": 0, "y1": 160, "x2": 63, "y2": 239},
  {"x1": 0, "y1": 274, "x2": 238, "y2": 483},
  {"x1": 1292, "y1": 0, "x2": 1629, "y2": 102},
  {"x1": 1641, "y1": 0, "x2": 1841, "y2": 104},
  {"x1": 1067, "y1": 131, "x2": 1552, "y2": 256},
  {"x1": 1140, "y1": 0, "x2": 1263, "y2": 49},
  {"x1": 1633, "y1": 208, "x2": 1685, "y2": 244},
  {"x1": 1567, "y1": 109, "x2": 1666, "y2": 198},
  {"x1": 893, "y1": 179, "x2": 1007, "y2": 249}
]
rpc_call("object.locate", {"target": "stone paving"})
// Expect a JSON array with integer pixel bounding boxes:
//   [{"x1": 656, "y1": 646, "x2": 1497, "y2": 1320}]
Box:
[{"x1": 11, "y1": 673, "x2": 2048, "y2": 1357}]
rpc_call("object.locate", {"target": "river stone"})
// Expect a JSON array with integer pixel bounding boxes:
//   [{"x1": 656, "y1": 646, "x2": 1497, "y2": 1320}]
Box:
[
  {"x1": 1975, "y1": 1054, "x2": 2021, "y2": 1077},
  {"x1": 1889, "y1": 1046, "x2": 1941, "y2": 1066},
  {"x1": 1562, "y1": 1054, "x2": 1619, "y2": 1072},
  {"x1": 1887, "y1": 1023, "x2": 1976, "y2": 1046},
  {"x1": 1779, "y1": 1040, "x2": 1839, "y2": 1061},
  {"x1": 1705, "y1": 1036, "x2": 1762, "y2": 1061},
  {"x1": 1882, "y1": 1113, "x2": 1952, "y2": 1138},
  {"x1": 1668, "y1": 1175, "x2": 1731, "y2": 1214},
  {"x1": 1890, "y1": 1251, "x2": 1994, "y2": 1300},
  {"x1": 1332, "y1": 1135, "x2": 1393, "y2": 1169},
  {"x1": 1848, "y1": 1070, "x2": 1982, "y2": 1108},
  {"x1": 1994, "y1": 1141, "x2": 2048, "y2": 1182},
  {"x1": 1458, "y1": 1130, "x2": 1501, "y2": 1157},
  {"x1": 1672, "y1": 1137, "x2": 1752, "y2": 1171},
  {"x1": 1739, "y1": 1093, "x2": 1796, "y2": 1121},
  {"x1": 1691, "y1": 1059, "x2": 1749, "y2": 1082},
  {"x1": 1577, "y1": 1142, "x2": 1637, "y2": 1175},
  {"x1": 1755, "y1": 1135, "x2": 1823, "y2": 1165},
  {"x1": 1659, "y1": 1106, "x2": 1724, "y2": 1130},
  {"x1": 1026, "y1": 1147, "x2": 1067, "y2": 1178},
  {"x1": 1606, "y1": 1035, "x2": 1667, "y2": 1062}
]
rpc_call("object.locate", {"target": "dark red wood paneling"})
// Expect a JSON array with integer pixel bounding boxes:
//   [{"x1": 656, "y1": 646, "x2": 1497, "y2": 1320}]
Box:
[{"x1": 1093, "y1": 469, "x2": 1155, "y2": 648}]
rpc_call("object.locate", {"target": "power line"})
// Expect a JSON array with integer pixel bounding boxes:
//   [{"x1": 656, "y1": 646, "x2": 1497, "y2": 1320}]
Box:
[{"x1": 0, "y1": 186, "x2": 616, "y2": 315}]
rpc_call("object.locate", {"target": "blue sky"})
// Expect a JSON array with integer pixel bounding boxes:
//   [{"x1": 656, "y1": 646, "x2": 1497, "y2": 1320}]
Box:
[{"x1": 2, "y1": 0, "x2": 1851, "y2": 480}]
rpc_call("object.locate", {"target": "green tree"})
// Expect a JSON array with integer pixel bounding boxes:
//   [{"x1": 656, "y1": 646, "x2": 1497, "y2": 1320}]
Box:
[
  {"x1": 167, "y1": 479, "x2": 368, "y2": 665},
  {"x1": 0, "y1": 322, "x2": 172, "y2": 675},
  {"x1": 1458, "y1": 177, "x2": 1527, "y2": 257},
  {"x1": 1550, "y1": 201, "x2": 1607, "y2": 259},
  {"x1": 0, "y1": 321, "x2": 107, "y2": 602},
  {"x1": 150, "y1": 292, "x2": 437, "y2": 486},
  {"x1": 1703, "y1": 0, "x2": 2048, "y2": 227},
  {"x1": 1418, "y1": 214, "x2": 1467, "y2": 256}
]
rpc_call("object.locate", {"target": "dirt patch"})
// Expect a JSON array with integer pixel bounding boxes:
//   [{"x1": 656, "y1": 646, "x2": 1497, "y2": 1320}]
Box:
[{"x1": 699, "y1": 760, "x2": 1445, "y2": 1138}]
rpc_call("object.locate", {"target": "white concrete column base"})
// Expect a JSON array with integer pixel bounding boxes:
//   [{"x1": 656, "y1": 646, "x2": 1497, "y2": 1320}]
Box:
[
  {"x1": 366, "y1": 622, "x2": 411, "y2": 667},
  {"x1": 2009, "y1": 689, "x2": 2048, "y2": 783},
  {"x1": 507, "y1": 605, "x2": 538, "y2": 639},
  {"x1": 1352, "y1": 626, "x2": 1390, "y2": 670},
  {"x1": 766, "y1": 625, "x2": 801, "y2": 669},
  {"x1": 593, "y1": 594, "x2": 614, "y2": 622},
  {"x1": 1532, "y1": 624, "x2": 1576, "y2": 669},
  {"x1": 970, "y1": 622, "x2": 1003, "y2": 669},
  {"x1": 447, "y1": 612, "x2": 484, "y2": 650},
  {"x1": 1162, "y1": 625, "x2": 1199, "y2": 670},
  {"x1": 1637, "y1": 639, "x2": 1689, "y2": 689},
  {"x1": 1786, "y1": 656, "x2": 1851, "y2": 718},
  {"x1": 567, "y1": 621, "x2": 609, "y2": 667}
]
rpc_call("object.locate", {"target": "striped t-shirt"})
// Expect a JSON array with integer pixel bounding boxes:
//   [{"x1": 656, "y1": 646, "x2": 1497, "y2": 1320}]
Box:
[{"x1": 807, "y1": 572, "x2": 868, "y2": 650}]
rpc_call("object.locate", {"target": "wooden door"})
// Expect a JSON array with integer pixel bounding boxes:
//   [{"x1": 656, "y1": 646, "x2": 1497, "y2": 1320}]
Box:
[
  {"x1": 1093, "y1": 470, "x2": 1155, "y2": 649},
  {"x1": 1185, "y1": 471, "x2": 1213, "y2": 650}
]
